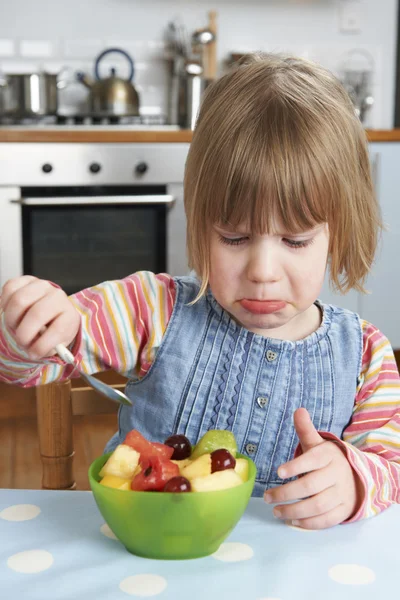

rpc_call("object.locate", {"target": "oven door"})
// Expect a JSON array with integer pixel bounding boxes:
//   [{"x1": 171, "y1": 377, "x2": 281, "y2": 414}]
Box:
[{"x1": 17, "y1": 189, "x2": 173, "y2": 295}]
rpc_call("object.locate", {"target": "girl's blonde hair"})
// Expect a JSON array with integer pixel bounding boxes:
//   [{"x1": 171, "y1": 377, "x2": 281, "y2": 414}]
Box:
[{"x1": 184, "y1": 52, "x2": 381, "y2": 299}]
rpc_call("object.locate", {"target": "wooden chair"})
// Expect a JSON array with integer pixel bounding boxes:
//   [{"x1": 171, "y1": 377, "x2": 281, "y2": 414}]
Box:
[
  {"x1": 0, "y1": 373, "x2": 125, "y2": 491},
  {"x1": 36, "y1": 375, "x2": 126, "y2": 490},
  {"x1": 36, "y1": 380, "x2": 75, "y2": 490}
]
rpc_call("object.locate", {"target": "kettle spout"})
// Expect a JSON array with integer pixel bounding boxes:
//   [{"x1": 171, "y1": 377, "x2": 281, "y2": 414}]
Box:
[{"x1": 76, "y1": 71, "x2": 94, "y2": 89}]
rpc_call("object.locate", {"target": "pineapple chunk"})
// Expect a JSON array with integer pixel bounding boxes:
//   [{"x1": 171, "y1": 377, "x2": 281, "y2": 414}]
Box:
[
  {"x1": 99, "y1": 444, "x2": 140, "y2": 479},
  {"x1": 234, "y1": 458, "x2": 249, "y2": 482},
  {"x1": 100, "y1": 475, "x2": 131, "y2": 490},
  {"x1": 191, "y1": 469, "x2": 243, "y2": 492},
  {"x1": 132, "y1": 464, "x2": 141, "y2": 477},
  {"x1": 171, "y1": 458, "x2": 192, "y2": 473},
  {"x1": 181, "y1": 454, "x2": 212, "y2": 480}
]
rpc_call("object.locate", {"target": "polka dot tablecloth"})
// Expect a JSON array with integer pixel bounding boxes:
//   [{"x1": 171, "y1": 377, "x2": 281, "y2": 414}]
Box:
[{"x1": 0, "y1": 489, "x2": 398, "y2": 600}]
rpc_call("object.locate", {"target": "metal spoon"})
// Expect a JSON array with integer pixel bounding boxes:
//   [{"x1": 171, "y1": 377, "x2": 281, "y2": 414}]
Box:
[
  {"x1": 192, "y1": 28, "x2": 215, "y2": 46},
  {"x1": 55, "y1": 343, "x2": 132, "y2": 406}
]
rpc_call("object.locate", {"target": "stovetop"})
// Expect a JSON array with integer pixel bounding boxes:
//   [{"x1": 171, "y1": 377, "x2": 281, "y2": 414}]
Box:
[{"x1": 0, "y1": 114, "x2": 180, "y2": 130}]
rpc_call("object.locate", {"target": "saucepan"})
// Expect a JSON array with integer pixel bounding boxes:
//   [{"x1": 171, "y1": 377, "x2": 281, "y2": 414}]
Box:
[{"x1": 0, "y1": 70, "x2": 70, "y2": 117}]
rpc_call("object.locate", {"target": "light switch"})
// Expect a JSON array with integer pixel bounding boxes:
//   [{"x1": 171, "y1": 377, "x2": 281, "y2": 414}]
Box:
[{"x1": 338, "y1": 0, "x2": 362, "y2": 33}]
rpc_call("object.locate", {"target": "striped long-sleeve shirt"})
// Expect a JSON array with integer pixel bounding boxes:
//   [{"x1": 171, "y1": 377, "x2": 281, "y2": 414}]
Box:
[{"x1": 1, "y1": 271, "x2": 399, "y2": 521}]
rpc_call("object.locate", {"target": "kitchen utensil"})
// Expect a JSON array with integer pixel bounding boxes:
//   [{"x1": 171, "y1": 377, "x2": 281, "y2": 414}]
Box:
[
  {"x1": 167, "y1": 20, "x2": 190, "y2": 58},
  {"x1": 55, "y1": 343, "x2": 132, "y2": 406},
  {"x1": 76, "y1": 47, "x2": 139, "y2": 117},
  {"x1": 178, "y1": 60, "x2": 207, "y2": 129},
  {"x1": 343, "y1": 70, "x2": 374, "y2": 123},
  {"x1": 166, "y1": 54, "x2": 184, "y2": 125},
  {"x1": 203, "y1": 11, "x2": 218, "y2": 80},
  {"x1": 166, "y1": 13, "x2": 216, "y2": 127},
  {"x1": 340, "y1": 48, "x2": 374, "y2": 124},
  {"x1": 89, "y1": 451, "x2": 256, "y2": 559},
  {"x1": 192, "y1": 28, "x2": 215, "y2": 47},
  {"x1": 0, "y1": 70, "x2": 69, "y2": 118},
  {"x1": 191, "y1": 28, "x2": 216, "y2": 79}
]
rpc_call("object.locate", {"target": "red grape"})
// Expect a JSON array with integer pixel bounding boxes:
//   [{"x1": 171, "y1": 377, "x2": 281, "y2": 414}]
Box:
[
  {"x1": 163, "y1": 476, "x2": 192, "y2": 493},
  {"x1": 164, "y1": 434, "x2": 192, "y2": 460},
  {"x1": 211, "y1": 449, "x2": 236, "y2": 473}
]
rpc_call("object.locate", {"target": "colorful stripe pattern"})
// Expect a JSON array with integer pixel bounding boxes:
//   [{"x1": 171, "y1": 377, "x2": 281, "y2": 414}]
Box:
[
  {"x1": 0, "y1": 273, "x2": 399, "y2": 521},
  {"x1": 337, "y1": 320, "x2": 400, "y2": 521},
  {"x1": 0, "y1": 271, "x2": 175, "y2": 384}
]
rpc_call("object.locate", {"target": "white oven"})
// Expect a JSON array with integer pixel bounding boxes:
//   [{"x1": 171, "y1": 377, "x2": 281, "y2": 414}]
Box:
[{"x1": 0, "y1": 143, "x2": 190, "y2": 293}]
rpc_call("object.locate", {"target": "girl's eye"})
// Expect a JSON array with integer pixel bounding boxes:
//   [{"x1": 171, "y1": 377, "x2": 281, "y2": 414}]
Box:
[
  {"x1": 219, "y1": 235, "x2": 248, "y2": 246},
  {"x1": 283, "y1": 238, "x2": 314, "y2": 249}
]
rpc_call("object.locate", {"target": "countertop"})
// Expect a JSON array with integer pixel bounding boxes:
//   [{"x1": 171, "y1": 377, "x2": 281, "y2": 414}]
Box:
[
  {"x1": 0, "y1": 488, "x2": 398, "y2": 600},
  {"x1": 0, "y1": 128, "x2": 399, "y2": 143},
  {"x1": 0, "y1": 129, "x2": 193, "y2": 143}
]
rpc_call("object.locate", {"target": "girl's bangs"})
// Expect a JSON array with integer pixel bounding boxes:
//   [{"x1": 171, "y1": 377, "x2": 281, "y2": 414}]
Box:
[{"x1": 207, "y1": 124, "x2": 333, "y2": 236}]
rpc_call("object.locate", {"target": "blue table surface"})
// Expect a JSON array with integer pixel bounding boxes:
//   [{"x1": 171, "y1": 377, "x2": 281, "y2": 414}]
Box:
[{"x1": 0, "y1": 488, "x2": 398, "y2": 600}]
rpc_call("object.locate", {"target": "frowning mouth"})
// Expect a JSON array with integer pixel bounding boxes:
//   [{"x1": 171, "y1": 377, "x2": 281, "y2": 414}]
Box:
[{"x1": 240, "y1": 299, "x2": 286, "y2": 314}]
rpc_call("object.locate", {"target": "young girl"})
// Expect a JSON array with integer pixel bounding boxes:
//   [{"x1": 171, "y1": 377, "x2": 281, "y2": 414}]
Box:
[{"x1": 1, "y1": 53, "x2": 399, "y2": 530}]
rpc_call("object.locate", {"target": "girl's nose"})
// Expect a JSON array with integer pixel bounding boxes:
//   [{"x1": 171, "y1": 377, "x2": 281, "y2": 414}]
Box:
[{"x1": 246, "y1": 244, "x2": 281, "y2": 284}]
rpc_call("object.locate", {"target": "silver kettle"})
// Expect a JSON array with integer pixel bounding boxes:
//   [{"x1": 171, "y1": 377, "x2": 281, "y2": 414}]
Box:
[{"x1": 77, "y1": 48, "x2": 140, "y2": 117}]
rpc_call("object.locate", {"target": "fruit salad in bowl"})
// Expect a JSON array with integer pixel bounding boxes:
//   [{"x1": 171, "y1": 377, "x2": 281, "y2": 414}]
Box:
[{"x1": 89, "y1": 429, "x2": 256, "y2": 560}]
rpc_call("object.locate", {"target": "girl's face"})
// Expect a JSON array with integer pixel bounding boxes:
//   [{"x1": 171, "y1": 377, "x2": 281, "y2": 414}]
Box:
[{"x1": 208, "y1": 220, "x2": 330, "y2": 340}]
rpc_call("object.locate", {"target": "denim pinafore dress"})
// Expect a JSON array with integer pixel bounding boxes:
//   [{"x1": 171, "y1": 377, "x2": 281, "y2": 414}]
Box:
[{"x1": 106, "y1": 275, "x2": 363, "y2": 497}]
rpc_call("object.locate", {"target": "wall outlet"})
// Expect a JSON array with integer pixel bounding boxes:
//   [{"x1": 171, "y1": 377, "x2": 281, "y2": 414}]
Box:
[{"x1": 338, "y1": 0, "x2": 362, "y2": 33}]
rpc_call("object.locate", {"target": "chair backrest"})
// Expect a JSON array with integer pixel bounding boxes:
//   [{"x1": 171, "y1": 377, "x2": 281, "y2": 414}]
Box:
[
  {"x1": 36, "y1": 377, "x2": 125, "y2": 490},
  {"x1": 0, "y1": 375, "x2": 124, "y2": 490},
  {"x1": 36, "y1": 380, "x2": 75, "y2": 490}
]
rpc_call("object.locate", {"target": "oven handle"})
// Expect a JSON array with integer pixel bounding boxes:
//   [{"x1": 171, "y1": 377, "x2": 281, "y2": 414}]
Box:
[{"x1": 11, "y1": 195, "x2": 175, "y2": 206}]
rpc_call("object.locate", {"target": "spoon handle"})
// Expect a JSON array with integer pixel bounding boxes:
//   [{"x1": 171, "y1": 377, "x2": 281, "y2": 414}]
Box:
[
  {"x1": 55, "y1": 343, "x2": 76, "y2": 366},
  {"x1": 38, "y1": 327, "x2": 76, "y2": 366}
]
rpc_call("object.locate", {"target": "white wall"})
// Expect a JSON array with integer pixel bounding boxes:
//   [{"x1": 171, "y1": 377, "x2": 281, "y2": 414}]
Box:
[{"x1": 0, "y1": 0, "x2": 397, "y2": 127}]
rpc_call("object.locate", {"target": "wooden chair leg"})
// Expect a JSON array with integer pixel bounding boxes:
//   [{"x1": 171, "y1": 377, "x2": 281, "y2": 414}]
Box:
[{"x1": 36, "y1": 380, "x2": 76, "y2": 490}]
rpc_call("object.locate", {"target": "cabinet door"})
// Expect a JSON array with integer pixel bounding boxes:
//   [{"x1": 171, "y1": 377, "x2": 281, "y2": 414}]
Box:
[{"x1": 360, "y1": 143, "x2": 400, "y2": 348}]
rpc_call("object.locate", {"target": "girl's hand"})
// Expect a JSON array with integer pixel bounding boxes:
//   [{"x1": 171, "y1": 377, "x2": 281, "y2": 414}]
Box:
[
  {"x1": 0, "y1": 276, "x2": 80, "y2": 359},
  {"x1": 264, "y1": 408, "x2": 360, "y2": 529}
]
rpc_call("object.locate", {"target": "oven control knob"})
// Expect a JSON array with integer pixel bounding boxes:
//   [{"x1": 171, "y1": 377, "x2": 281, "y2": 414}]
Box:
[
  {"x1": 135, "y1": 162, "x2": 148, "y2": 175},
  {"x1": 89, "y1": 162, "x2": 102, "y2": 174},
  {"x1": 42, "y1": 163, "x2": 53, "y2": 174}
]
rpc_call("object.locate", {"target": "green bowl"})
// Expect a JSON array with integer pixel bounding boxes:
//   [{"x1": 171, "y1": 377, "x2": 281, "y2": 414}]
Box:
[{"x1": 89, "y1": 452, "x2": 256, "y2": 560}]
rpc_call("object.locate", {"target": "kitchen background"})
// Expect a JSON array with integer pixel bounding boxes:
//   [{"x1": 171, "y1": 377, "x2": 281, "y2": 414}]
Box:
[
  {"x1": 1, "y1": 0, "x2": 400, "y2": 490},
  {"x1": 0, "y1": 0, "x2": 396, "y2": 128}
]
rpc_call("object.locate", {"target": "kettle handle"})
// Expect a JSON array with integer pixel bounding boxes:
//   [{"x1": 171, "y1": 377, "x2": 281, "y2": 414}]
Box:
[{"x1": 94, "y1": 48, "x2": 135, "y2": 82}]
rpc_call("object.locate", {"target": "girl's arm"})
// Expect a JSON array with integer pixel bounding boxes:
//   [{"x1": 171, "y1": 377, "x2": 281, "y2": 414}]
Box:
[
  {"x1": 323, "y1": 320, "x2": 400, "y2": 521},
  {"x1": 0, "y1": 271, "x2": 176, "y2": 386}
]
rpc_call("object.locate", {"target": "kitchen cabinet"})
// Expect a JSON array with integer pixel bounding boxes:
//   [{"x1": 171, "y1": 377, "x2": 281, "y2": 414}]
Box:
[
  {"x1": 359, "y1": 143, "x2": 400, "y2": 348},
  {"x1": 319, "y1": 143, "x2": 400, "y2": 349}
]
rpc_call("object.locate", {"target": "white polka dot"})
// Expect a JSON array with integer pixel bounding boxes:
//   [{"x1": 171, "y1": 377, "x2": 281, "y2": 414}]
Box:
[
  {"x1": 100, "y1": 523, "x2": 118, "y2": 540},
  {"x1": 0, "y1": 504, "x2": 41, "y2": 521},
  {"x1": 119, "y1": 574, "x2": 167, "y2": 597},
  {"x1": 328, "y1": 564, "x2": 376, "y2": 585},
  {"x1": 212, "y1": 542, "x2": 254, "y2": 562},
  {"x1": 7, "y1": 550, "x2": 54, "y2": 573}
]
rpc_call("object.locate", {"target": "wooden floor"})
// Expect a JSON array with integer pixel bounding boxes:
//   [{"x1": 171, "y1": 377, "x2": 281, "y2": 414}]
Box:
[{"x1": 0, "y1": 413, "x2": 118, "y2": 491}]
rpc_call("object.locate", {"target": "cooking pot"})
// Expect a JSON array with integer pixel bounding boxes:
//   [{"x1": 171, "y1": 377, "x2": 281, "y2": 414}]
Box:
[
  {"x1": 76, "y1": 47, "x2": 140, "y2": 117},
  {"x1": 0, "y1": 71, "x2": 68, "y2": 117}
]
